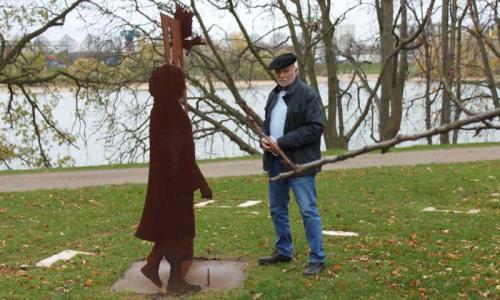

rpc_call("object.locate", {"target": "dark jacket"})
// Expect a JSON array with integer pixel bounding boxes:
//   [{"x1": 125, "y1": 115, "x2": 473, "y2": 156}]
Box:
[{"x1": 262, "y1": 77, "x2": 326, "y2": 176}]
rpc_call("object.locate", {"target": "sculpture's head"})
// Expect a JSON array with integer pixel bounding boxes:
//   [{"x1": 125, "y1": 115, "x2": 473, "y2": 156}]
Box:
[{"x1": 149, "y1": 64, "x2": 186, "y2": 103}]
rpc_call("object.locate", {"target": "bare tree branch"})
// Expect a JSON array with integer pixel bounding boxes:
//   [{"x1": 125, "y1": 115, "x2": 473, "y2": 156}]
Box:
[{"x1": 272, "y1": 108, "x2": 500, "y2": 180}]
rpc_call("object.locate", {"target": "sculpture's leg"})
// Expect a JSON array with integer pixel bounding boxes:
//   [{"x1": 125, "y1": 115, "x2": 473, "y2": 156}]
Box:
[
  {"x1": 165, "y1": 238, "x2": 201, "y2": 294},
  {"x1": 181, "y1": 260, "x2": 192, "y2": 277},
  {"x1": 181, "y1": 238, "x2": 193, "y2": 277},
  {"x1": 140, "y1": 243, "x2": 164, "y2": 288}
]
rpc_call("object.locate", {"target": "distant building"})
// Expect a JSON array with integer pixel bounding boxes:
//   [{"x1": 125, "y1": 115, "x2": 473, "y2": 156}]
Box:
[
  {"x1": 54, "y1": 35, "x2": 78, "y2": 53},
  {"x1": 121, "y1": 29, "x2": 141, "y2": 53},
  {"x1": 350, "y1": 43, "x2": 380, "y2": 63},
  {"x1": 3, "y1": 43, "x2": 13, "y2": 59},
  {"x1": 45, "y1": 54, "x2": 66, "y2": 68},
  {"x1": 408, "y1": 22, "x2": 442, "y2": 37},
  {"x1": 335, "y1": 24, "x2": 356, "y2": 51}
]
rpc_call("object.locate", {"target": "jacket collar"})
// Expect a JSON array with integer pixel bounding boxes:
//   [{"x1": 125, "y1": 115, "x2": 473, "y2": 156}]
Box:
[
  {"x1": 272, "y1": 76, "x2": 301, "y2": 104},
  {"x1": 265, "y1": 76, "x2": 300, "y2": 133}
]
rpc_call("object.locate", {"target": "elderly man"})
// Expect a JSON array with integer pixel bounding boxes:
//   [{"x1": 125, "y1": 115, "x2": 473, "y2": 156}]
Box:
[{"x1": 259, "y1": 53, "x2": 326, "y2": 275}]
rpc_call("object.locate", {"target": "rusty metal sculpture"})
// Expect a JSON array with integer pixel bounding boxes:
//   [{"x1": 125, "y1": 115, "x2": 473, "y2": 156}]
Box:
[
  {"x1": 160, "y1": 3, "x2": 204, "y2": 66},
  {"x1": 135, "y1": 64, "x2": 212, "y2": 294},
  {"x1": 135, "y1": 4, "x2": 210, "y2": 294},
  {"x1": 160, "y1": 3, "x2": 204, "y2": 112}
]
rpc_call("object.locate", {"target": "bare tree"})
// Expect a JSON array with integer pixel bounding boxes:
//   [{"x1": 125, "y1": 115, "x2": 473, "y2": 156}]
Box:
[
  {"x1": 376, "y1": 0, "x2": 409, "y2": 141},
  {"x1": 0, "y1": 0, "x2": 88, "y2": 168},
  {"x1": 1, "y1": 0, "x2": 497, "y2": 169}
]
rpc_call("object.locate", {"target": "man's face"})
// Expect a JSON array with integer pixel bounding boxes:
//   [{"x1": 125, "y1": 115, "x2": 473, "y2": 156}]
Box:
[{"x1": 275, "y1": 64, "x2": 297, "y2": 88}]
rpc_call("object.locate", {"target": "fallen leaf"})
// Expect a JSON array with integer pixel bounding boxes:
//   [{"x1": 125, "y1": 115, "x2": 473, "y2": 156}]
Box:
[
  {"x1": 418, "y1": 287, "x2": 426, "y2": 297},
  {"x1": 252, "y1": 293, "x2": 263, "y2": 300},
  {"x1": 408, "y1": 232, "x2": 417, "y2": 247},
  {"x1": 410, "y1": 279, "x2": 421, "y2": 288},
  {"x1": 304, "y1": 279, "x2": 312, "y2": 288},
  {"x1": 388, "y1": 215, "x2": 397, "y2": 224},
  {"x1": 85, "y1": 278, "x2": 93, "y2": 286},
  {"x1": 478, "y1": 290, "x2": 489, "y2": 297},
  {"x1": 0, "y1": 207, "x2": 6, "y2": 214}
]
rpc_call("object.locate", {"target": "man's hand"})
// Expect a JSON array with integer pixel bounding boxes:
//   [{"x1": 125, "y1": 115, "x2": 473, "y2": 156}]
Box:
[
  {"x1": 200, "y1": 184, "x2": 213, "y2": 199},
  {"x1": 261, "y1": 136, "x2": 280, "y2": 155},
  {"x1": 269, "y1": 139, "x2": 280, "y2": 154},
  {"x1": 260, "y1": 136, "x2": 272, "y2": 151}
]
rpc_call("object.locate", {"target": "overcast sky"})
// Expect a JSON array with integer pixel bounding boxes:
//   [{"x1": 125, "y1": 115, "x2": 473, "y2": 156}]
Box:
[{"x1": 38, "y1": 0, "x2": 379, "y2": 45}]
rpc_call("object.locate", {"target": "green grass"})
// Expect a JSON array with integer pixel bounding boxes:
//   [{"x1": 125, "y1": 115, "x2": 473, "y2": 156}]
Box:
[
  {"x1": 1, "y1": 142, "x2": 499, "y2": 176},
  {"x1": 393, "y1": 141, "x2": 500, "y2": 152},
  {"x1": 321, "y1": 141, "x2": 500, "y2": 157},
  {"x1": 1, "y1": 161, "x2": 499, "y2": 299}
]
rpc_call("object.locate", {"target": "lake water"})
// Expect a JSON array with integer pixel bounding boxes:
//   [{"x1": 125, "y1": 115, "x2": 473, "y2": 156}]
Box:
[{"x1": 1, "y1": 80, "x2": 498, "y2": 169}]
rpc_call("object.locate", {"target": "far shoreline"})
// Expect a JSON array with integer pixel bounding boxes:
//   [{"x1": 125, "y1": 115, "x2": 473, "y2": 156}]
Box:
[{"x1": 0, "y1": 75, "x2": 492, "y2": 93}]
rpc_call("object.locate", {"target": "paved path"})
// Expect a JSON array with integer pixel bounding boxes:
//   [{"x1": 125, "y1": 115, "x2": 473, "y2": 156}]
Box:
[{"x1": 1, "y1": 146, "x2": 499, "y2": 192}]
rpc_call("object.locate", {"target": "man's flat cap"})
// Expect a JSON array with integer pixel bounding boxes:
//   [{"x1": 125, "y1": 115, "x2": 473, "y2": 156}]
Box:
[{"x1": 267, "y1": 53, "x2": 297, "y2": 70}]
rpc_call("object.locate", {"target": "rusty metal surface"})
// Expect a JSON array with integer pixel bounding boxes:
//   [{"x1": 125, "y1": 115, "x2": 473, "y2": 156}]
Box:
[{"x1": 160, "y1": 4, "x2": 204, "y2": 112}]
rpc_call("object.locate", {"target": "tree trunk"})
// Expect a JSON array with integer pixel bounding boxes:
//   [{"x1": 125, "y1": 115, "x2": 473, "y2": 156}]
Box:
[
  {"x1": 292, "y1": 0, "x2": 319, "y2": 92},
  {"x1": 377, "y1": 0, "x2": 406, "y2": 141},
  {"x1": 440, "y1": 0, "x2": 451, "y2": 144},
  {"x1": 317, "y1": 0, "x2": 348, "y2": 150},
  {"x1": 470, "y1": 1, "x2": 500, "y2": 108},
  {"x1": 424, "y1": 28, "x2": 433, "y2": 145},
  {"x1": 451, "y1": 0, "x2": 461, "y2": 144}
]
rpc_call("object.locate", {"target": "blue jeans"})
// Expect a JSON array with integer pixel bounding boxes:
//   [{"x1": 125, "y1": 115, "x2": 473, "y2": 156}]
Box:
[{"x1": 268, "y1": 175, "x2": 325, "y2": 263}]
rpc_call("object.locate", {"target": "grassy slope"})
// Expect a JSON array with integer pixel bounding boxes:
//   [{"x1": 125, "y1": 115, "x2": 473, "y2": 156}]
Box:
[{"x1": 0, "y1": 161, "x2": 499, "y2": 299}]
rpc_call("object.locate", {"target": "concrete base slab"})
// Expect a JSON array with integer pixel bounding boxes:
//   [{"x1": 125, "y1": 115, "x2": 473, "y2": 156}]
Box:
[
  {"x1": 35, "y1": 250, "x2": 94, "y2": 268},
  {"x1": 322, "y1": 230, "x2": 359, "y2": 237},
  {"x1": 111, "y1": 259, "x2": 246, "y2": 294},
  {"x1": 422, "y1": 206, "x2": 481, "y2": 214}
]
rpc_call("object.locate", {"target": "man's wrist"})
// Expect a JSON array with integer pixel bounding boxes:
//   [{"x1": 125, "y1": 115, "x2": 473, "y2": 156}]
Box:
[{"x1": 269, "y1": 136, "x2": 279, "y2": 156}]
